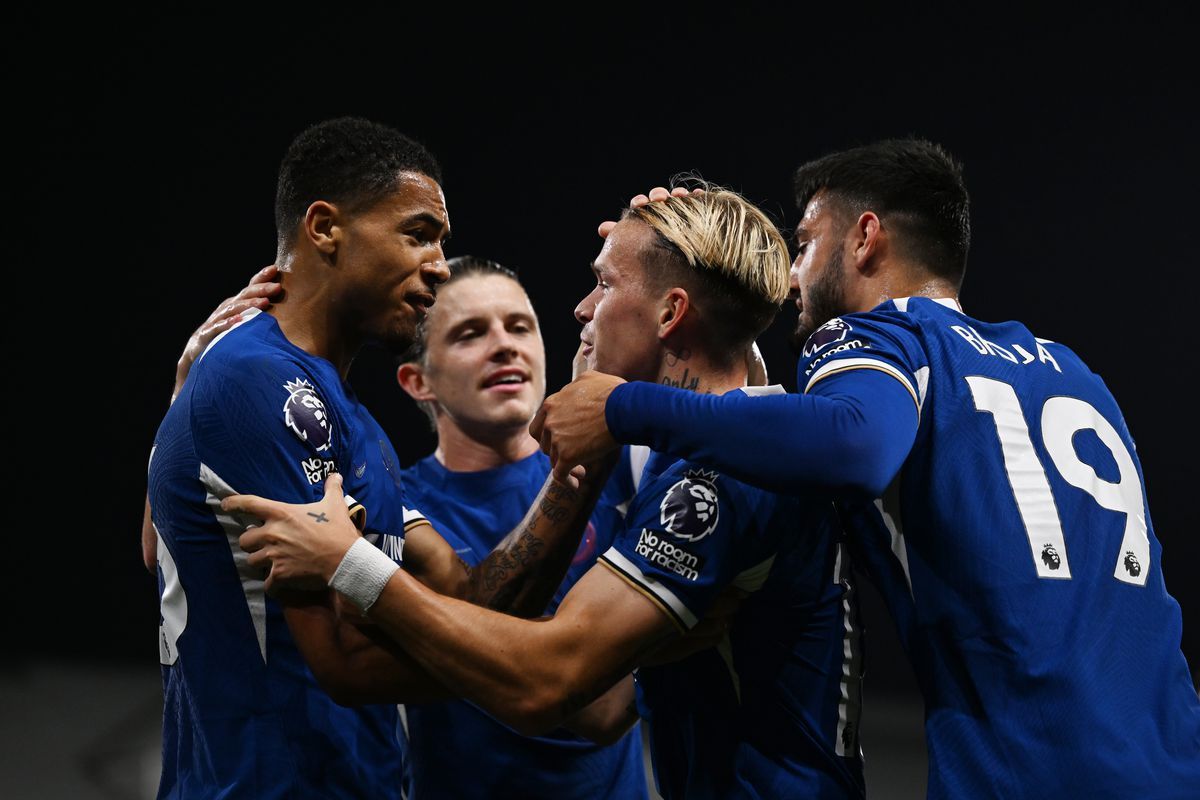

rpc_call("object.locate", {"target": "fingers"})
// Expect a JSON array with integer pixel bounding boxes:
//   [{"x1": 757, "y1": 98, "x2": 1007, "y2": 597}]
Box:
[
  {"x1": 551, "y1": 459, "x2": 576, "y2": 485},
  {"x1": 529, "y1": 402, "x2": 548, "y2": 444},
  {"x1": 222, "y1": 492, "x2": 279, "y2": 520},
  {"x1": 629, "y1": 193, "x2": 650, "y2": 208},
  {"x1": 248, "y1": 264, "x2": 279, "y2": 285},
  {"x1": 322, "y1": 472, "x2": 345, "y2": 501},
  {"x1": 647, "y1": 187, "x2": 672, "y2": 202},
  {"x1": 597, "y1": 220, "x2": 617, "y2": 238}
]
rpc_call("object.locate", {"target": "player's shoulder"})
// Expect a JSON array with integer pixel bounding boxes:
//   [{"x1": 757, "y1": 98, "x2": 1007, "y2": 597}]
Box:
[
  {"x1": 192, "y1": 311, "x2": 339, "y2": 397},
  {"x1": 651, "y1": 457, "x2": 779, "y2": 534}
]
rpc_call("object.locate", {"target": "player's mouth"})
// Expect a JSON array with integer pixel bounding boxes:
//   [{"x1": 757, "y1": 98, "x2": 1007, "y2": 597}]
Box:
[
  {"x1": 407, "y1": 292, "x2": 436, "y2": 317},
  {"x1": 580, "y1": 335, "x2": 594, "y2": 358},
  {"x1": 482, "y1": 367, "x2": 530, "y2": 394}
]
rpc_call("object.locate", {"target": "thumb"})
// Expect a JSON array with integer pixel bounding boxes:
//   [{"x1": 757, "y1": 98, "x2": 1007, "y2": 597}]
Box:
[{"x1": 324, "y1": 472, "x2": 346, "y2": 502}]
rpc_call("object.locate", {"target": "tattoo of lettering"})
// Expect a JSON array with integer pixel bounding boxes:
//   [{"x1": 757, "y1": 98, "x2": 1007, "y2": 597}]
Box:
[
  {"x1": 307, "y1": 512, "x2": 330, "y2": 523},
  {"x1": 664, "y1": 347, "x2": 691, "y2": 367},
  {"x1": 661, "y1": 367, "x2": 700, "y2": 391}
]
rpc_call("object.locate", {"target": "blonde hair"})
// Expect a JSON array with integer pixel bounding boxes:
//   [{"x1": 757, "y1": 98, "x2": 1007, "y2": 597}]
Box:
[{"x1": 628, "y1": 185, "x2": 790, "y2": 306}]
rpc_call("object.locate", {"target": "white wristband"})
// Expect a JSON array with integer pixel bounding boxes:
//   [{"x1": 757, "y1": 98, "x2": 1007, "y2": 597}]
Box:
[{"x1": 329, "y1": 538, "x2": 399, "y2": 612}]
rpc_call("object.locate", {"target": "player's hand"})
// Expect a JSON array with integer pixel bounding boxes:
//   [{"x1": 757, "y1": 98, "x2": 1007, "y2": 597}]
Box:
[
  {"x1": 597, "y1": 186, "x2": 701, "y2": 238},
  {"x1": 226, "y1": 473, "x2": 360, "y2": 593},
  {"x1": 173, "y1": 265, "x2": 283, "y2": 400},
  {"x1": 745, "y1": 341, "x2": 768, "y2": 387},
  {"x1": 530, "y1": 371, "x2": 625, "y2": 481},
  {"x1": 571, "y1": 341, "x2": 589, "y2": 382}
]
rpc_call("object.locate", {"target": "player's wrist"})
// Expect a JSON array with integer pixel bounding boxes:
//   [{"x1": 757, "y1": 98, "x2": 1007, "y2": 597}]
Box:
[{"x1": 328, "y1": 538, "x2": 399, "y2": 611}]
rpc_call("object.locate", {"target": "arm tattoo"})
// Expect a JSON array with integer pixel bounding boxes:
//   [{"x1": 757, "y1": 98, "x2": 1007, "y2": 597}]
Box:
[{"x1": 469, "y1": 472, "x2": 603, "y2": 616}]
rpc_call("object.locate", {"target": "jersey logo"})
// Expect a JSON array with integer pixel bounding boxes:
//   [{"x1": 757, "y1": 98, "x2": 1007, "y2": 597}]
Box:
[
  {"x1": 283, "y1": 378, "x2": 332, "y2": 452},
  {"x1": 659, "y1": 469, "x2": 720, "y2": 542},
  {"x1": 1040, "y1": 543, "x2": 1062, "y2": 570},
  {"x1": 802, "y1": 318, "x2": 851, "y2": 357},
  {"x1": 1123, "y1": 551, "x2": 1141, "y2": 577},
  {"x1": 301, "y1": 457, "x2": 336, "y2": 485}
]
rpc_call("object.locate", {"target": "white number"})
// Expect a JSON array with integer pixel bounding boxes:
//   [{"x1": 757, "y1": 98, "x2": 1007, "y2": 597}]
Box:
[{"x1": 966, "y1": 376, "x2": 1149, "y2": 586}]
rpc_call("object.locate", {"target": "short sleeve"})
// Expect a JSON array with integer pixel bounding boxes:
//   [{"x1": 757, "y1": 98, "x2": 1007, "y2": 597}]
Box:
[
  {"x1": 798, "y1": 312, "x2": 928, "y2": 414},
  {"x1": 599, "y1": 464, "x2": 770, "y2": 631},
  {"x1": 189, "y1": 350, "x2": 342, "y2": 507}
]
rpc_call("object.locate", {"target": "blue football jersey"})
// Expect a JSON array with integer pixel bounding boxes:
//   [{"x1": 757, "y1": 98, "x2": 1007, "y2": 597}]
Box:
[
  {"x1": 397, "y1": 449, "x2": 648, "y2": 800},
  {"x1": 148, "y1": 309, "x2": 424, "y2": 799},
  {"x1": 600, "y1": 418, "x2": 866, "y2": 800},
  {"x1": 798, "y1": 297, "x2": 1200, "y2": 799}
]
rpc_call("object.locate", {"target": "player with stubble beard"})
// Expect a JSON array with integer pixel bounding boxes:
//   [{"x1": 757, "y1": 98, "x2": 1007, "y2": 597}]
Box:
[
  {"x1": 534, "y1": 141, "x2": 1200, "y2": 799},
  {"x1": 224, "y1": 187, "x2": 867, "y2": 800}
]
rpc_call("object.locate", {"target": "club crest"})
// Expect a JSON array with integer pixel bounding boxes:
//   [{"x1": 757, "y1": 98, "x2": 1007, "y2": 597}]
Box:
[
  {"x1": 803, "y1": 318, "x2": 852, "y2": 357},
  {"x1": 283, "y1": 378, "x2": 332, "y2": 452},
  {"x1": 659, "y1": 469, "x2": 720, "y2": 542}
]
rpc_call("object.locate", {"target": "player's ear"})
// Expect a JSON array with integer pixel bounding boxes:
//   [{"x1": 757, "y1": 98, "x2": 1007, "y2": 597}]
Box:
[
  {"x1": 303, "y1": 200, "x2": 342, "y2": 256},
  {"x1": 397, "y1": 361, "x2": 436, "y2": 402},
  {"x1": 657, "y1": 287, "x2": 691, "y2": 341},
  {"x1": 849, "y1": 210, "x2": 884, "y2": 275}
]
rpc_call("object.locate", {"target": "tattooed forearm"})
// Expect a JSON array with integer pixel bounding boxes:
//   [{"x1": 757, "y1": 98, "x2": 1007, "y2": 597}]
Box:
[{"x1": 467, "y1": 466, "x2": 609, "y2": 617}]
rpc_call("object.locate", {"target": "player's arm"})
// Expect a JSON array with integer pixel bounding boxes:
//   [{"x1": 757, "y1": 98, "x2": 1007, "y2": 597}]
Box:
[
  {"x1": 233, "y1": 478, "x2": 675, "y2": 732},
  {"x1": 253, "y1": 459, "x2": 613, "y2": 704},
  {"x1": 534, "y1": 368, "x2": 918, "y2": 498},
  {"x1": 369, "y1": 558, "x2": 675, "y2": 736},
  {"x1": 281, "y1": 593, "x2": 451, "y2": 705},
  {"x1": 562, "y1": 674, "x2": 639, "y2": 746},
  {"x1": 141, "y1": 266, "x2": 281, "y2": 574}
]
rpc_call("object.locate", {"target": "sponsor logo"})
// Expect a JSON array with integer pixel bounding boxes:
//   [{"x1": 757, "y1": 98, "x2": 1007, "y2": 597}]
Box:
[
  {"x1": 659, "y1": 469, "x2": 720, "y2": 542},
  {"x1": 301, "y1": 457, "x2": 337, "y2": 485},
  {"x1": 1123, "y1": 551, "x2": 1141, "y2": 577},
  {"x1": 803, "y1": 339, "x2": 867, "y2": 377},
  {"x1": 354, "y1": 462, "x2": 367, "y2": 478},
  {"x1": 283, "y1": 379, "x2": 332, "y2": 452},
  {"x1": 635, "y1": 528, "x2": 705, "y2": 581},
  {"x1": 1040, "y1": 543, "x2": 1062, "y2": 570},
  {"x1": 803, "y1": 318, "x2": 852, "y2": 357}
]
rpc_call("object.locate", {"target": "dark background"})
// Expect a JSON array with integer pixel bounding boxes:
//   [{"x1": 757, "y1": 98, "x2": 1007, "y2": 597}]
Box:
[{"x1": 19, "y1": 6, "x2": 1196, "y2": 703}]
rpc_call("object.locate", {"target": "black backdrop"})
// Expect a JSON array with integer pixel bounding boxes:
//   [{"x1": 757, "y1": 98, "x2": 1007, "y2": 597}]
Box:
[{"x1": 18, "y1": 8, "x2": 1196, "y2": 694}]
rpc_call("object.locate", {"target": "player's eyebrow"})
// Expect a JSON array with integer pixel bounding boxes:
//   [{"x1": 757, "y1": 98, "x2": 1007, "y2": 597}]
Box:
[{"x1": 400, "y1": 212, "x2": 452, "y2": 243}]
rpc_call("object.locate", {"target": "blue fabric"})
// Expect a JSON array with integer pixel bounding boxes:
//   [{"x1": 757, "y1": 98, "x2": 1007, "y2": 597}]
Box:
[
  {"x1": 397, "y1": 449, "x2": 648, "y2": 800},
  {"x1": 149, "y1": 311, "x2": 408, "y2": 799},
  {"x1": 607, "y1": 298, "x2": 1200, "y2": 798},
  {"x1": 603, "y1": 434, "x2": 865, "y2": 799},
  {"x1": 607, "y1": 371, "x2": 918, "y2": 499}
]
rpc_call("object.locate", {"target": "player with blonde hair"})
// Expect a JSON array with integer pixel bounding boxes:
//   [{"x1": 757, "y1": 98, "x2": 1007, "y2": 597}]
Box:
[{"x1": 229, "y1": 186, "x2": 868, "y2": 799}]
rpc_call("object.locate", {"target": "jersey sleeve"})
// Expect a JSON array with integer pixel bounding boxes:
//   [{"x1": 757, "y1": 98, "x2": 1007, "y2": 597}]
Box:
[
  {"x1": 598, "y1": 465, "x2": 768, "y2": 632},
  {"x1": 605, "y1": 371, "x2": 920, "y2": 499},
  {"x1": 188, "y1": 349, "x2": 344, "y2": 508},
  {"x1": 796, "y1": 311, "x2": 926, "y2": 413}
]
